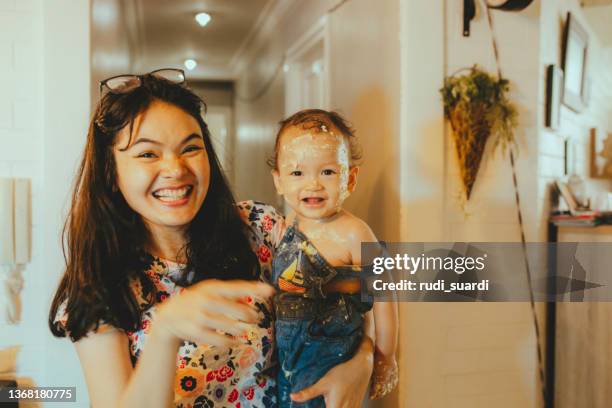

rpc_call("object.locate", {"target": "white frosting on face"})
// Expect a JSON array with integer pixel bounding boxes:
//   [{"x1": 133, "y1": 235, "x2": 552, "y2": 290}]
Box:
[
  {"x1": 276, "y1": 126, "x2": 352, "y2": 221},
  {"x1": 336, "y1": 135, "x2": 350, "y2": 202}
]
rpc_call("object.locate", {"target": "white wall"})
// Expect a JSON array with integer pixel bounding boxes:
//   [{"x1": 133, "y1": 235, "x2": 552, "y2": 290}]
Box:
[
  {"x1": 398, "y1": 1, "x2": 612, "y2": 406},
  {"x1": 442, "y1": 0, "x2": 542, "y2": 405},
  {"x1": 42, "y1": 1, "x2": 91, "y2": 406},
  {"x1": 90, "y1": 0, "x2": 131, "y2": 110},
  {"x1": 396, "y1": 1, "x2": 448, "y2": 406},
  {"x1": 395, "y1": 1, "x2": 542, "y2": 407},
  {"x1": 327, "y1": 0, "x2": 401, "y2": 242},
  {"x1": 444, "y1": 1, "x2": 541, "y2": 242},
  {"x1": 0, "y1": 0, "x2": 91, "y2": 406},
  {"x1": 0, "y1": 0, "x2": 46, "y2": 394},
  {"x1": 190, "y1": 81, "x2": 236, "y2": 184}
]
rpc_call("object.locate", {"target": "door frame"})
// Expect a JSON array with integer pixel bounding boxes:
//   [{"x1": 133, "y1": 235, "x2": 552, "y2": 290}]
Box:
[{"x1": 284, "y1": 16, "x2": 331, "y2": 115}]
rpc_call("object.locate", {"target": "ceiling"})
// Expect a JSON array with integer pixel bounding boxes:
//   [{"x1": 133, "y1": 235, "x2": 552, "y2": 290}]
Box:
[
  {"x1": 95, "y1": 0, "x2": 272, "y2": 80},
  {"x1": 92, "y1": 0, "x2": 612, "y2": 80}
]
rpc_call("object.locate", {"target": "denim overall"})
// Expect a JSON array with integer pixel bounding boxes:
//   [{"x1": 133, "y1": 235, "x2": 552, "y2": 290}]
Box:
[{"x1": 273, "y1": 221, "x2": 372, "y2": 408}]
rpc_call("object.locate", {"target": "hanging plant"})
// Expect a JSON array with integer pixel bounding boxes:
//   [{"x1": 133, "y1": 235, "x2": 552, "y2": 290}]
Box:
[{"x1": 440, "y1": 65, "x2": 518, "y2": 200}]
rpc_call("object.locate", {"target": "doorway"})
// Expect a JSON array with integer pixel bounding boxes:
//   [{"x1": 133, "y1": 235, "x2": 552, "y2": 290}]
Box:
[{"x1": 284, "y1": 18, "x2": 330, "y2": 115}]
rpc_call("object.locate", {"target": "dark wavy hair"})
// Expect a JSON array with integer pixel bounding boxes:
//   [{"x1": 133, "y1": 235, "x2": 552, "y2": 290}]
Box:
[{"x1": 48, "y1": 74, "x2": 258, "y2": 341}]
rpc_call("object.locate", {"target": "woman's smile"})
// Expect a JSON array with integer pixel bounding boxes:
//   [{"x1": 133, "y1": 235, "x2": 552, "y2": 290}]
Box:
[{"x1": 152, "y1": 185, "x2": 194, "y2": 205}]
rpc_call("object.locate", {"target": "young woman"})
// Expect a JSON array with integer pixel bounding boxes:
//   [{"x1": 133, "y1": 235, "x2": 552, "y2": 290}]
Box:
[{"x1": 48, "y1": 70, "x2": 373, "y2": 408}]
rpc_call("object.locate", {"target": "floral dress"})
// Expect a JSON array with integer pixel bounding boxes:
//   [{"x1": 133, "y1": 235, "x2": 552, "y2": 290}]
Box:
[{"x1": 53, "y1": 201, "x2": 284, "y2": 408}]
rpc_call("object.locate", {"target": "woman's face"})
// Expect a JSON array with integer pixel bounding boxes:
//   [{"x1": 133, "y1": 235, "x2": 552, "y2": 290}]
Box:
[{"x1": 113, "y1": 100, "x2": 210, "y2": 234}]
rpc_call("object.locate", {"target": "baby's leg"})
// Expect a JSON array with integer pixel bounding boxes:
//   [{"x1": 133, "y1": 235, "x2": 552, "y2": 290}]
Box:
[
  {"x1": 276, "y1": 318, "x2": 316, "y2": 408},
  {"x1": 276, "y1": 318, "x2": 357, "y2": 408},
  {"x1": 288, "y1": 338, "x2": 355, "y2": 408},
  {"x1": 276, "y1": 365, "x2": 293, "y2": 407},
  {"x1": 287, "y1": 302, "x2": 365, "y2": 407}
]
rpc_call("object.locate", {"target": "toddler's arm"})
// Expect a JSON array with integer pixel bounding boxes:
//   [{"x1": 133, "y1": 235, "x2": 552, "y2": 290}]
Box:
[
  {"x1": 370, "y1": 302, "x2": 399, "y2": 399},
  {"x1": 347, "y1": 219, "x2": 399, "y2": 399}
]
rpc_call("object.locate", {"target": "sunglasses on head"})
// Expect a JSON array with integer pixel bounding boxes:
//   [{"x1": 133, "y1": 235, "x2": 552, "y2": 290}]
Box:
[{"x1": 99, "y1": 68, "x2": 186, "y2": 95}]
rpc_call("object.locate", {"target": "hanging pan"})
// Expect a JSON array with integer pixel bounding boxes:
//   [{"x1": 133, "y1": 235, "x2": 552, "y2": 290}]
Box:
[{"x1": 486, "y1": 0, "x2": 534, "y2": 11}]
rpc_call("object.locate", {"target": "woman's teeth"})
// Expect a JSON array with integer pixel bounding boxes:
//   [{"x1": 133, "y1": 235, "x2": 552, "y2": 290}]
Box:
[
  {"x1": 153, "y1": 186, "x2": 192, "y2": 201},
  {"x1": 303, "y1": 197, "x2": 323, "y2": 204}
]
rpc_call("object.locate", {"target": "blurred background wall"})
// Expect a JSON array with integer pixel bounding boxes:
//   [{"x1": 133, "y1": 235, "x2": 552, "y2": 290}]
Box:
[{"x1": 0, "y1": 0, "x2": 91, "y2": 406}]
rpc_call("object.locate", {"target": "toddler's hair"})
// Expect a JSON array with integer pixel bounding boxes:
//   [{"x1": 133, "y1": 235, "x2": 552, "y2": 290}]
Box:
[{"x1": 269, "y1": 109, "x2": 362, "y2": 169}]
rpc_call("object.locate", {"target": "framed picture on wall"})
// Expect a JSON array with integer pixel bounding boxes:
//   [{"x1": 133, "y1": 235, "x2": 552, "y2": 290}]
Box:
[
  {"x1": 546, "y1": 65, "x2": 563, "y2": 130},
  {"x1": 561, "y1": 12, "x2": 588, "y2": 112}
]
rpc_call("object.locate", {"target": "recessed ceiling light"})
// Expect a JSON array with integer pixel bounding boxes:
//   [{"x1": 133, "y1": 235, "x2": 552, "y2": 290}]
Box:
[
  {"x1": 184, "y1": 59, "x2": 197, "y2": 71},
  {"x1": 195, "y1": 12, "x2": 211, "y2": 27}
]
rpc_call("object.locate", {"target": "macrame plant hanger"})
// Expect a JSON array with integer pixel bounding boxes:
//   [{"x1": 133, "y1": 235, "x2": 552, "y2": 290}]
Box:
[{"x1": 480, "y1": 1, "x2": 548, "y2": 405}]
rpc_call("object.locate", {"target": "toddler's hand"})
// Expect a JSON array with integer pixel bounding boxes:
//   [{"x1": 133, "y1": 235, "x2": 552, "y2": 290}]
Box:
[{"x1": 369, "y1": 352, "x2": 398, "y2": 400}]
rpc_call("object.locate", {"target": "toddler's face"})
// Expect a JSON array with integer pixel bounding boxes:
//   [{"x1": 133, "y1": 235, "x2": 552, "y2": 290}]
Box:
[{"x1": 272, "y1": 125, "x2": 358, "y2": 220}]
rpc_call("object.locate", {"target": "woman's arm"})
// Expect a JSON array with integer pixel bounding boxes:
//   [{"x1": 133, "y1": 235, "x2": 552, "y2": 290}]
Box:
[
  {"x1": 290, "y1": 311, "x2": 375, "y2": 408},
  {"x1": 75, "y1": 325, "x2": 179, "y2": 408},
  {"x1": 75, "y1": 280, "x2": 274, "y2": 408}
]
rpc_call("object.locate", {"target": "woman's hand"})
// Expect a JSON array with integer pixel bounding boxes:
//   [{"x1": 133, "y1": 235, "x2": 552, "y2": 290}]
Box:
[
  {"x1": 290, "y1": 335, "x2": 374, "y2": 408},
  {"x1": 153, "y1": 279, "x2": 275, "y2": 347}
]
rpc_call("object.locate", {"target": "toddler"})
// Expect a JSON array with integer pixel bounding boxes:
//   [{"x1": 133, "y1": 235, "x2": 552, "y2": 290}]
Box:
[{"x1": 270, "y1": 109, "x2": 398, "y2": 407}]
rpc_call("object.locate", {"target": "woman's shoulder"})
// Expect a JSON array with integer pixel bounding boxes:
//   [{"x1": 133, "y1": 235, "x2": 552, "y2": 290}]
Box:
[
  {"x1": 237, "y1": 200, "x2": 284, "y2": 235},
  {"x1": 236, "y1": 200, "x2": 282, "y2": 221},
  {"x1": 52, "y1": 299, "x2": 120, "y2": 341},
  {"x1": 52, "y1": 268, "x2": 154, "y2": 342},
  {"x1": 236, "y1": 200, "x2": 286, "y2": 254}
]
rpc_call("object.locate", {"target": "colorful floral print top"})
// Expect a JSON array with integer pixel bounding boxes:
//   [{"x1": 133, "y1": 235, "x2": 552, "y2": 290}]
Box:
[{"x1": 53, "y1": 201, "x2": 284, "y2": 408}]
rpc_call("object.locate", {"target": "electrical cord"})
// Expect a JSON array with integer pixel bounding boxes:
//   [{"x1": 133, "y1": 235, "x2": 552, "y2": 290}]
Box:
[{"x1": 481, "y1": 1, "x2": 548, "y2": 405}]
